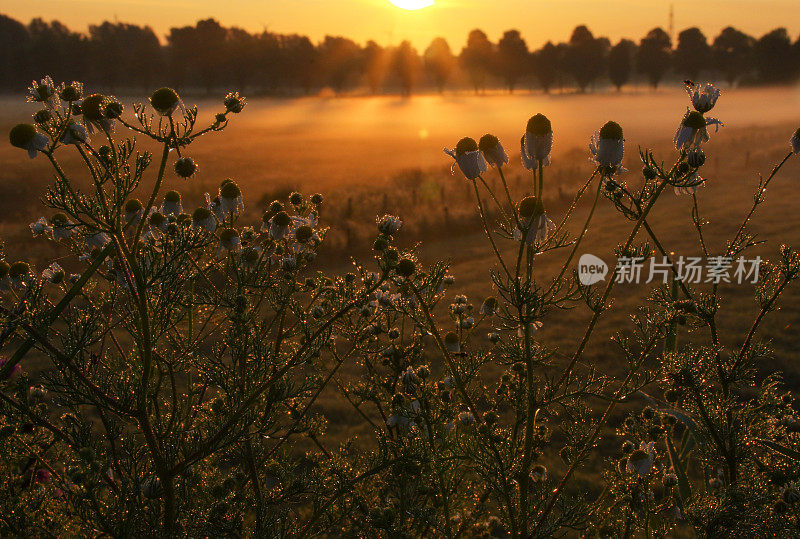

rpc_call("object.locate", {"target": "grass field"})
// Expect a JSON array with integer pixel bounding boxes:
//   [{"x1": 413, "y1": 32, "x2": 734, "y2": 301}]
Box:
[{"x1": 3, "y1": 86, "x2": 800, "y2": 501}]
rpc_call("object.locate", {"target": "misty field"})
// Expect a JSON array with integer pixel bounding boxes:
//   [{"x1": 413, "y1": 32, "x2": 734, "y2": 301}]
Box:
[
  {"x1": 3, "y1": 86, "x2": 800, "y2": 375},
  {"x1": 3, "y1": 83, "x2": 800, "y2": 534}
]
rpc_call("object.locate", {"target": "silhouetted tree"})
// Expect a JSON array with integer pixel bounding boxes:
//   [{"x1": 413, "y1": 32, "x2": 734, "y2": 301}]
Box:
[
  {"x1": 392, "y1": 41, "x2": 420, "y2": 96},
  {"x1": 423, "y1": 37, "x2": 455, "y2": 93},
  {"x1": 0, "y1": 14, "x2": 30, "y2": 90},
  {"x1": 460, "y1": 29, "x2": 494, "y2": 94},
  {"x1": 27, "y1": 19, "x2": 88, "y2": 83},
  {"x1": 318, "y1": 36, "x2": 362, "y2": 94},
  {"x1": 754, "y1": 28, "x2": 797, "y2": 83},
  {"x1": 496, "y1": 30, "x2": 529, "y2": 93},
  {"x1": 637, "y1": 27, "x2": 672, "y2": 88},
  {"x1": 712, "y1": 27, "x2": 754, "y2": 86},
  {"x1": 279, "y1": 34, "x2": 317, "y2": 93},
  {"x1": 563, "y1": 25, "x2": 606, "y2": 91},
  {"x1": 674, "y1": 27, "x2": 711, "y2": 80},
  {"x1": 363, "y1": 40, "x2": 388, "y2": 94},
  {"x1": 225, "y1": 27, "x2": 259, "y2": 92},
  {"x1": 89, "y1": 22, "x2": 161, "y2": 91},
  {"x1": 532, "y1": 41, "x2": 561, "y2": 93},
  {"x1": 608, "y1": 39, "x2": 636, "y2": 91}
]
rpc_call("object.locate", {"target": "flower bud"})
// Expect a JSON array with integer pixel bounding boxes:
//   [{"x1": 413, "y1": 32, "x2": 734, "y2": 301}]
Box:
[
  {"x1": 223, "y1": 91, "x2": 246, "y2": 113},
  {"x1": 289, "y1": 192, "x2": 303, "y2": 206},
  {"x1": 396, "y1": 258, "x2": 416, "y2": 277},
  {"x1": 687, "y1": 148, "x2": 706, "y2": 168},
  {"x1": 104, "y1": 101, "x2": 123, "y2": 119},
  {"x1": 174, "y1": 157, "x2": 197, "y2": 178},
  {"x1": 59, "y1": 84, "x2": 82, "y2": 102},
  {"x1": 34, "y1": 109, "x2": 52, "y2": 124},
  {"x1": 150, "y1": 87, "x2": 181, "y2": 116}
]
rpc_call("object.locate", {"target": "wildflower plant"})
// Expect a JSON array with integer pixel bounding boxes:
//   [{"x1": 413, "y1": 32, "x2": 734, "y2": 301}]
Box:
[{"x1": 2, "y1": 76, "x2": 800, "y2": 537}]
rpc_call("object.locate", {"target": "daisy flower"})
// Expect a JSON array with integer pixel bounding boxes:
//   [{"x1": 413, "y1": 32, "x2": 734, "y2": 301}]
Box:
[
  {"x1": 29, "y1": 217, "x2": 50, "y2": 237},
  {"x1": 790, "y1": 127, "x2": 800, "y2": 155},
  {"x1": 86, "y1": 231, "x2": 111, "y2": 250},
  {"x1": 218, "y1": 180, "x2": 244, "y2": 217},
  {"x1": 79, "y1": 94, "x2": 114, "y2": 133},
  {"x1": 523, "y1": 113, "x2": 553, "y2": 169},
  {"x1": 9, "y1": 124, "x2": 48, "y2": 159},
  {"x1": 42, "y1": 262, "x2": 65, "y2": 284},
  {"x1": 377, "y1": 214, "x2": 402, "y2": 235},
  {"x1": 27, "y1": 76, "x2": 55, "y2": 106},
  {"x1": 674, "y1": 110, "x2": 723, "y2": 151},
  {"x1": 444, "y1": 137, "x2": 487, "y2": 180},
  {"x1": 58, "y1": 82, "x2": 83, "y2": 103},
  {"x1": 626, "y1": 442, "x2": 656, "y2": 477},
  {"x1": 268, "y1": 211, "x2": 292, "y2": 240},
  {"x1": 124, "y1": 199, "x2": 144, "y2": 227},
  {"x1": 50, "y1": 213, "x2": 74, "y2": 241},
  {"x1": 192, "y1": 207, "x2": 217, "y2": 233},
  {"x1": 589, "y1": 121, "x2": 626, "y2": 174},
  {"x1": 60, "y1": 120, "x2": 89, "y2": 146},
  {"x1": 514, "y1": 196, "x2": 554, "y2": 245},
  {"x1": 161, "y1": 190, "x2": 183, "y2": 216},
  {"x1": 685, "y1": 81, "x2": 720, "y2": 113},
  {"x1": 217, "y1": 228, "x2": 241, "y2": 255},
  {"x1": 478, "y1": 134, "x2": 509, "y2": 168}
]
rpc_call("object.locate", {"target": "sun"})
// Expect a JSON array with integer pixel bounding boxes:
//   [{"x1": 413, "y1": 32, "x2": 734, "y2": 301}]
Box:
[{"x1": 388, "y1": 0, "x2": 434, "y2": 10}]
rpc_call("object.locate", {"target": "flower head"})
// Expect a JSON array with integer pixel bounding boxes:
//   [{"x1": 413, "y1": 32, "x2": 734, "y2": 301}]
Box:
[
  {"x1": 268, "y1": 211, "x2": 292, "y2": 240},
  {"x1": 218, "y1": 180, "x2": 244, "y2": 217},
  {"x1": 590, "y1": 121, "x2": 625, "y2": 175},
  {"x1": 515, "y1": 196, "x2": 553, "y2": 245},
  {"x1": 685, "y1": 81, "x2": 720, "y2": 114},
  {"x1": 626, "y1": 442, "x2": 656, "y2": 476},
  {"x1": 192, "y1": 207, "x2": 217, "y2": 233},
  {"x1": 161, "y1": 190, "x2": 183, "y2": 216},
  {"x1": 150, "y1": 87, "x2": 183, "y2": 116},
  {"x1": 9, "y1": 124, "x2": 48, "y2": 159},
  {"x1": 124, "y1": 199, "x2": 144, "y2": 226},
  {"x1": 49, "y1": 213, "x2": 73, "y2": 241},
  {"x1": 444, "y1": 137, "x2": 487, "y2": 180},
  {"x1": 523, "y1": 113, "x2": 553, "y2": 168},
  {"x1": 27, "y1": 76, "x2": 55, "y2": 105},
  {"x1": 377, "y1": 214, "x2": 402, "y2": 235},
  {"x1": 42, "y1": 262, "x2": 65, "y2": 284},
  {"x1": 59, "y1": 82, "x2": 83, "y2": 102},
  {"x1": 478, "y1": 134, "x2": 509, "y2": 168},
  {"x1": 217, "y1": 228, "x2": 241, "y2": 255},
  {"x1": 174, "y1": 157, "x2": 197, "y2": 179},
  {"x1": 674, "y1": 109, "x2": 723, "y2": 151},
  {"x1": 791, "y1": 127, "x2": 800, "y2": 155},
  {"x1": 80, "y1": 94, "x2": 114, "y2": 132},
  {"x1": 224, "y1": 92, "x2": 246, "y2": 113},
  {"x1": 30, "y1": 217, "x2": 50, "y2": 237},
  {"x1": 61, "y1": 120, "x2": 89, "y2": 145}
]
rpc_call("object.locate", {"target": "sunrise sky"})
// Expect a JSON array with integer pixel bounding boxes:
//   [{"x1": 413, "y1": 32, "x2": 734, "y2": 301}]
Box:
[{"x1": 5, "y1": 0, "x2": 800, "y2": 49}]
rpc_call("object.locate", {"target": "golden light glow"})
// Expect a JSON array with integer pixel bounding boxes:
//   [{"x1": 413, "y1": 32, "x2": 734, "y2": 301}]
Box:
[{"x1": 388, "y1": 0, "x2": 434, "y2": 10}]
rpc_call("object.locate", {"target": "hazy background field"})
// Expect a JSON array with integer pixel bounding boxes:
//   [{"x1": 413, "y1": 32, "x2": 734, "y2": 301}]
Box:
[{"x1": 3, "y1": 86, "x2": 800, "y2": 493}]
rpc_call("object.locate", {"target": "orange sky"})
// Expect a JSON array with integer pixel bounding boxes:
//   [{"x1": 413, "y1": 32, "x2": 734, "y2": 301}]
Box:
[{"x1": 5, "y1": 0, "x2": 800, "y2": 50}]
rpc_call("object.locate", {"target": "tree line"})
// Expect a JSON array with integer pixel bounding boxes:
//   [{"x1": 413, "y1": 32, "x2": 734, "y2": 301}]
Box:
[{"x1": 2, "y1": 13, "x2": 800, "y2": 95}]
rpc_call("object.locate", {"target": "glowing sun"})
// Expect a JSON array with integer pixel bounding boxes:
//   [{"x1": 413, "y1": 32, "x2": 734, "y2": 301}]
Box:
[{"x1": 388, "y1": 0, "x2": 434, "y2": 10}]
